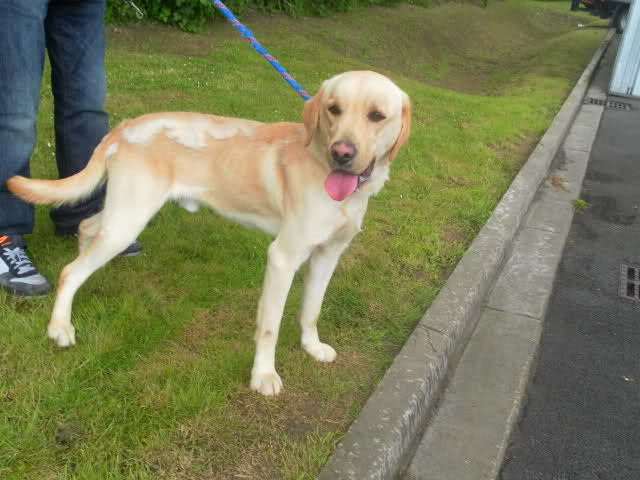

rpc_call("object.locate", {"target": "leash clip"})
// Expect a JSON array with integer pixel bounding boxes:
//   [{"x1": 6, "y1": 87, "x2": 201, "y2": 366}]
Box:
[{"x1": 123, "y1": 0, "x2": 144, "y2": 19}]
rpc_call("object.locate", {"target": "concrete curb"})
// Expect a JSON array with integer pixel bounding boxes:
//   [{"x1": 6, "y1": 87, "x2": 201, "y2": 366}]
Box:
[
  {"x1": 318, "y1": 30, "x2": 615, "y2": 480},
  {"x1": 405, "y1": 54, "x2": 611, "y2": 475}
]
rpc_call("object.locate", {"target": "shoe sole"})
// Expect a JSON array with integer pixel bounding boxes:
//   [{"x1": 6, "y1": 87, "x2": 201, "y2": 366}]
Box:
[
  {"x1": 119, "y1": 252, "x2": 142, "y2": 257},
  {"x1": 0, "y1": 284, "x2": 51, "y2": 298}
]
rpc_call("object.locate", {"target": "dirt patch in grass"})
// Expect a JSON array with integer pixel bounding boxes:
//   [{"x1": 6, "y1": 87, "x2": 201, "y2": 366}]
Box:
[
  {"x1": 400, "y1": 263, "x2": 430, "y2": 282},
  {"x1": 107, "y1": 23, "x2": 228, "y2": 57},
  {"x1": 2, "y1": 296, "x2": 45, "y2": 314},
  {"x1": 143, "y1": 418, "x2": 251, "y2": 480},
  {"x1": 142, "y1": 349, "x2": 373, "y2": 480},
  {"x1": 54, "y1": 423, "x2": 86, "y2": 448},
  {"x1": 130, "y1": 289, "x2": 260, "y2": 379},
  {"x1": 446, "y1": 175, "x2": 472, "y2": 187},
  {"x1": 0, "y1": 387, "x2": 15, "y2": 404},
  {"x1": 490, "y1": 132, "x2": 541, "y2": 169},
  {"x1": 441, "y1": 225, "x2": 466, "y2": 246},
  {"x1": 180, "y1": 297, "x2": 257, "y2": 348},
  {"x1": 232, "y1": 389, "x2": 340, "y2": 441}
]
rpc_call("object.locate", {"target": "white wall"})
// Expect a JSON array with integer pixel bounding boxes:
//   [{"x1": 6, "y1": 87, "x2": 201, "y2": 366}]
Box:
[{"x1": 610, "y1": 0, "x2": 640, "y2": 97}]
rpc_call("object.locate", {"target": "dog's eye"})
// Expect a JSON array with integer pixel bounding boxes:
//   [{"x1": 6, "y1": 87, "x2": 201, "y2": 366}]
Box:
[
  {"x1": 368, "y1": 111, "x2": 386, "y2": 122},
  {"x1": 328, "y1": 105, "x2": 342, "y2": 115}
]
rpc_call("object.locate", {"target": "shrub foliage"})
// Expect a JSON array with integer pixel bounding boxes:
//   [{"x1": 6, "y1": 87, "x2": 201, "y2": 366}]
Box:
[{"x1": 106, "y1": 0, "x2": 421, "y2": 32}]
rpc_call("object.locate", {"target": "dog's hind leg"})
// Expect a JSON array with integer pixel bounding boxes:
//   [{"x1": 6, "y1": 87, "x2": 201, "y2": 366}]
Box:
[
  {"x1": 48, "y1": 231, "x2": 140, "y2": 347},
  {"x1": 77, "y1": 212, "x2": 102, "y2": 254},
  {"x1": 48, "y1": 183, "x2": 167, "y2": 347},
  {"x1": 298, "y1": 241, "x2": 349, "y2": 363}
]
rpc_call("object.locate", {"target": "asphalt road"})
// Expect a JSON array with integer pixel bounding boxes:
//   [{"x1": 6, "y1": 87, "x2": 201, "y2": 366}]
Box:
[{"x1": 499, "y1": 36, "x2": 640, "y2": 480}]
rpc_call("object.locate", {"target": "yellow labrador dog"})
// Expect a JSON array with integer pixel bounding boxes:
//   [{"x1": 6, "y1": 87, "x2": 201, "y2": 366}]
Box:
[{"x1": 8, "y1": 70, "x2": 411, "y2": 396}]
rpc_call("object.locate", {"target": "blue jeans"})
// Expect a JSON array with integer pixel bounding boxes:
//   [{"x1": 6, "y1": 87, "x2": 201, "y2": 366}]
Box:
[{"x1": 0, "y1": 0, "x2": 108, "y2": 236}]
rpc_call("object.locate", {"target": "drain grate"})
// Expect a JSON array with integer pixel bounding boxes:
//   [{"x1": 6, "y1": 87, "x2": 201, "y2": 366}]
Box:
[
  {"x1": 620, "y1": 264, "x2": 640, "y2": 302},
  {"x1": 585, "y1": 97, "x2": 632, "y2": 111}
]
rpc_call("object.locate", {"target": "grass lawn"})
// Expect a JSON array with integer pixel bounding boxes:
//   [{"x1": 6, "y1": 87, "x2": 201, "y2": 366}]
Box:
[{"x1": 0, "y1": 1, "x2": 606, "y2": 478}]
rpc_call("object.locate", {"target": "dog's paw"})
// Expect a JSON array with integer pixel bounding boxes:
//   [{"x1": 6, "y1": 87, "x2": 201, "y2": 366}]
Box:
[
  {"x1": 48, "y1": 324, "x2": 76, "y2": 348},
  {"x1": 250, "y1": 370, "x2": 283, "y2": 396},
  {"x1": 303, "y1": 341, "x2": 337, "y2": 363}
]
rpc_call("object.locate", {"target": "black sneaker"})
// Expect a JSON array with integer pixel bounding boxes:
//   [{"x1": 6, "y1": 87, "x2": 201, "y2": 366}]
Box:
[
  {"x1": 0, "y1": 235, "x2": 51, "y2": 297},
  {"x1": 118, "y1": 241, "x2": 143, "y2": 257},
  {"x1": 55, "y1": 226, "x2": 143, "y2": 257}
]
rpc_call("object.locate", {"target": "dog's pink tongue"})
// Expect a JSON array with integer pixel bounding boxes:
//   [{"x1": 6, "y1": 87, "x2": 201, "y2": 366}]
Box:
[{"x1": 325, "y1": 170, "x2": 358, "y2": 201}]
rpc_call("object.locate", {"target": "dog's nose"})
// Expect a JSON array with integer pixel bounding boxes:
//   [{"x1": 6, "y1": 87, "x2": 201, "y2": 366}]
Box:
[{"x1": 331, "y1": 141, "x2": 357, "y2": 166}]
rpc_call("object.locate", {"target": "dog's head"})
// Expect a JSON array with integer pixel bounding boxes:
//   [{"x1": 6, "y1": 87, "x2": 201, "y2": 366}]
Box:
[{"x1": 303, "y1": 71, "x2": 411, "y2": 201}]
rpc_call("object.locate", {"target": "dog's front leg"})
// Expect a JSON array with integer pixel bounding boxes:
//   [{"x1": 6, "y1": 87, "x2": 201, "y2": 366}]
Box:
[
  {"x1": 298, "y1": 241, "x2": 349, "y2": 363},
  {"x1": 251, "y1": 238, "x2": 310, "y2": 396}
]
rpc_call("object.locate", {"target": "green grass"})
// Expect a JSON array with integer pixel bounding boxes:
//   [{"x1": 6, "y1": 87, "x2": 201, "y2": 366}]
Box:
[{"x1": 0, "y1": 1, "x2": 605, "y2": 478}]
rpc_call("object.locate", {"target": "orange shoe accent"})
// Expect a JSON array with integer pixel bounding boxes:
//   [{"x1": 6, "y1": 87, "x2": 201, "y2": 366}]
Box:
[{"x1": 0, "y1": 235, "x2": 11, "y2": 246}]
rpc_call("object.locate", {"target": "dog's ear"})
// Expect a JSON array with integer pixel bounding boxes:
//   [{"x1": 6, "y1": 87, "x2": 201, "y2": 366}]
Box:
[
  {"x1": 387, "y1": 93, "x2": 412, "y2": 163},
  {"x1": 303, "y1": 86, "x2": 324, "y2": 146}
]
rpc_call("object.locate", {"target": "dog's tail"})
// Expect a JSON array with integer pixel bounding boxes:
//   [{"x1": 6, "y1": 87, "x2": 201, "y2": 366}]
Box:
[{"x1": 7, "y1": 121, "x2": 128, "y2": 207}]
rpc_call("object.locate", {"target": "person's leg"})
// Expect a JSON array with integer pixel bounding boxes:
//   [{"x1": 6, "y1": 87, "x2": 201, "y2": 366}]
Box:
[
  {"x1": 45, "y1": 0, "x2": 109, "y2": 236},
  {"x1": 0, "y1": 1, "x2": 52, "y2": 296},
  {"x1": 0, "y1": 0, "x2": 47, "y2": 236}
]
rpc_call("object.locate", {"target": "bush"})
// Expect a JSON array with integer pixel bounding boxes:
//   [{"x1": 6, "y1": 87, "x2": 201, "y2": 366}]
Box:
[
  {"x1": 106, "y1": 0, "x2": 219, "y2": 32},
  {"x1": 106, "y1": 0, "x2": 415, "y2": 32}
]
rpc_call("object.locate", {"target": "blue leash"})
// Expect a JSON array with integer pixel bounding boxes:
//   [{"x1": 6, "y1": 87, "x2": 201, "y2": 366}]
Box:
[{"x1": 212, "y1": 1, "x2": 311, "y2": 101}]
